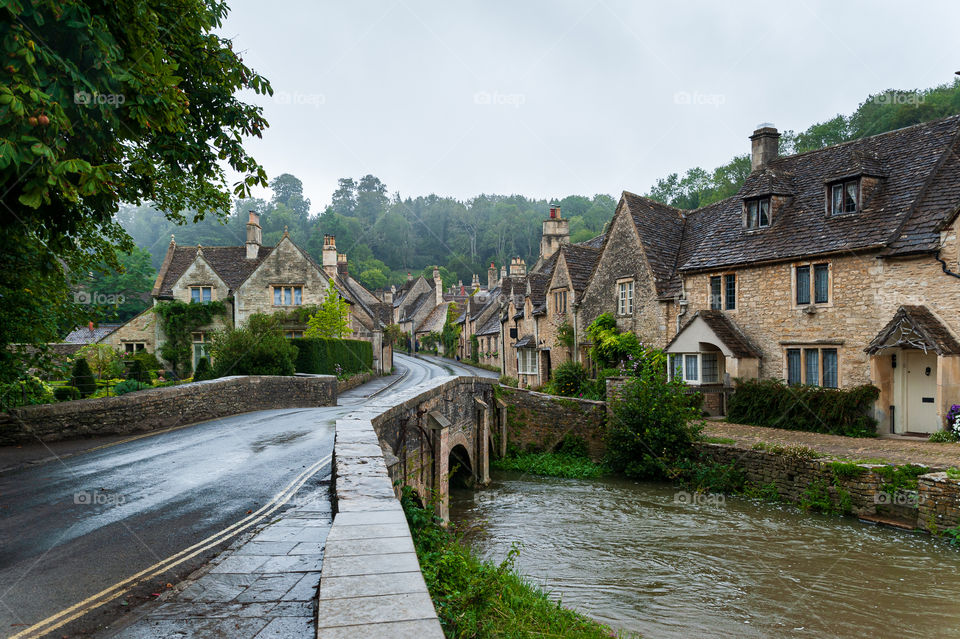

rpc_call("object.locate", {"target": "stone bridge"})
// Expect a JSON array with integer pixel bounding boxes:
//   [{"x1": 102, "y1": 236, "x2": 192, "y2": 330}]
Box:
[{"x1": 338, "y1": 375, "x2": 499, "y2": 520}]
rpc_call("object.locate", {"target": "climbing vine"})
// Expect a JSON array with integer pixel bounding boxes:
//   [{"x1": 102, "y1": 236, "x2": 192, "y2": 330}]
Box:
[{"x1": 153, "y1": 300, "x2": 226, "y2": 375}]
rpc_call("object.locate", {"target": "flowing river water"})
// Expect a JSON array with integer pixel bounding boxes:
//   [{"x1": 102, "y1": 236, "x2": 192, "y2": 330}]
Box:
[{"x1": 449, "y1": 471, "x2": 960, "y2": 638}]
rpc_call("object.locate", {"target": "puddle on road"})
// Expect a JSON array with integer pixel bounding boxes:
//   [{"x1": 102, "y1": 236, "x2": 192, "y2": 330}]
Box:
[{"x1": 249, "y1": 430, "x2": 311, "y2": 452}]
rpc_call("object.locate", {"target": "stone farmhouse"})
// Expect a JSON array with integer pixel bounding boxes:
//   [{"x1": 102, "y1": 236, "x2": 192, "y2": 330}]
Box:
[
  {"x1": 102, "y1": 213, "x2": 394, "y2": 373},
  {"x1": 487, "y1": 115, "x2": 960, "y2": 435}
]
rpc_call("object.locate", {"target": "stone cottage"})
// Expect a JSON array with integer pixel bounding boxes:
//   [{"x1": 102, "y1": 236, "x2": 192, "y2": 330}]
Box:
[{"x1": 104, "y1": 213, "x2": 393, "y2": 373}]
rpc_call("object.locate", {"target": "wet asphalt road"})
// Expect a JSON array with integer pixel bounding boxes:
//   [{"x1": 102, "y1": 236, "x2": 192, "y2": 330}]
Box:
[{"x1": 0, "y1": 354, "x2": 492, "y2": 638}]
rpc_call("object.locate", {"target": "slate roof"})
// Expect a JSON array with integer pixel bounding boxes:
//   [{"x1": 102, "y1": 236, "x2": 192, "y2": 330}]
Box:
[
  {"x1": 622, "y1": 192, "x2": 685, "y2": 296},
  {"x1": 154, "y1": 245, "x2": 271, "y2": 298},
  {"x1": 667, "y1": 310, "x2": 762, "y2": 359},
  {"x1": 558, "y1": 243, "x2": 602, "y2": 294},
  {"x1": 63, "y1": 324, "x2": 122, "y2": 344},
  {"x1": 580, "y1": 233, "x2": 606, "y2": 249},
  {"x1": 476, "y1": 314, "x2": 501, "y2": 336},
  {"x1": 865, "y1": 305, "x2": 960, "y2": 355},
  {"x1": 416, "y1": 302, "x2": 449, "y2": 335},
  {"x1": 677, "y1": 115, "x2": 960, "y2": 272},
  {"x1": 514, "y1": 334, "x2": 535, "y2": 348}
]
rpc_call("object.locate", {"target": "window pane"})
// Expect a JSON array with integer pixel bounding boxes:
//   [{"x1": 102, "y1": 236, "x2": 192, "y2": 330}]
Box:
[
  {"x1": 274, "y1": 288, "x2": 281, "y2": 305},
  {"x1": 684, "y1": 354, "x2": 698, "y2": 381},
  {"x1": 670, "y1": 354, "x2": 682, "y2": 380},
  {"x1": 626, "y1": 282, "x2": 633, "y2": 314},
  {"x1": 832, "y1": 184, "x2": 843, "y2": 214},
  {"x1": 202, "y1": 287, "x2": 211, "y2": 302},
  {"x1": 787, "y1": 349, "x2": 801, "y2": 385},
  {"x1": 747, "y1": 201, "x2": 758, "y2": 228},
  {"x1": 702, "y1": 353, "x2": 719, "y2": 383},
  {"x1": 284, "y1": 287, "x2": 292, "y2": 305},
  {"x1": 796, "y1": 266, "x2": 811, "y2": 305},
  {"x1": 844, "y1": 181, "x2": 858, "y2": 212},
  {"x1": 294, "y1": 287, "x2": 302, "y2": 305},
  {"x1": 805, "y1": 349, "x2": 820, "y2": 386},
  {"x1": 823, "y1": 349, "x2": 838, "y2": 388},
  {"x1": 814, "y1": 264, "x2": 829, "y2": 304},
  {"x1": 710, "y1": 276, "x2": 721, "y2": 310},
  {"x1": 758, "y1": 199, "x2": 770, "y2": 226},
  {"x1": 191, "y1": 288, "x2": 200, "y2": 303},
  {"x1": 724, "y1": 274, "x2": 736, "y2": 310}
]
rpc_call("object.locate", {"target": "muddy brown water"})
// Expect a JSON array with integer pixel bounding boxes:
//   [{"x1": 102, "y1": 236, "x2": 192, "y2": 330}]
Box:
[{"x1": 449, "y1": 471, "x2": 960, "y2": 638}]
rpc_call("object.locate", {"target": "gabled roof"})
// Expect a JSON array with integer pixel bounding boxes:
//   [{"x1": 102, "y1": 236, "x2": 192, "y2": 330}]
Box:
[
  {"x1": 865, "y1": 305, "x2": 960, "y2": 355},
  {"x1": 63, "y1": 324, "x2": 123, "y2": 344},
  {"x1": 476, "y1": 314, "x2": 501, "y2": 336},
  {"x1": 679, "y1": 115, "x2": 960, "y2": 272},
  {"x1": 416, "y1": 302, "x2": 449, "y2": 335},
  {"x1": 154, "y1": 245, "x2": 271, "y2": 298},
  {"x1": 665, "y1": 310, "x2": 762, "y2": 359},
  {"x1": 622, "y1": 192, "x2": 686, "y2": 296},
  {"x1": 557, "y1": 243, "x2": 602, "y2": 294}
]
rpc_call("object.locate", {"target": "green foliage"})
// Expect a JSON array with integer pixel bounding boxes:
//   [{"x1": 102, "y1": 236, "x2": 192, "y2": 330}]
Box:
[
  {"x1": 556, "y1": 321, "x2": 575, "y2": 349},
  {"x1": 929, "y1": 430, "x2": 959, "y2": 443},
  {"x1": 586, "y1": 313, "x2": 640, "y2": 369},
  {"x1": 945, "y1": 526, "x2": 960, "y2": 547},
  {"x1": 742, "y1": 481, "x2": 781, "y2": 502},
  {"x1": 493, "y1": 452, "x2": 608, "y2": 479},
  {"x1": 400, "y1": 487, "x2": 618, "y2": 639},
  {"x1": 606, "y1": 354, "x2": 704, "y2": 479},
  {"x1": 551, "y1": 361, "x2": 589, "y2": 397},
  {"x1": 727, "y1": 379, "x2": 879, "y2": 437},
  {"x1": 81, "y1": 247, "x2": 157, "y2": 322},
  {"x1": 799, "y1": 479, "x2": 851, "y2": 515},
  {"x1": 0, "y1": 375, "x2": 54, "y2": 409},
  {"x1": 290, "y1": 337, "x2": 373, "y2": 375},
  {"x1": 125, "y1": 358, "x2": 149, "y2": 383},
  {"x1": 131, "y1": 350, "x2": 162, "y2": 372},
  {"x1": 153, "y1": 300, "x2": 227, "y2": 375},
  {"x1": 383, "y1": 323, "x2": 405, "y2": 347},
  {"x1": 420, "y1": 331, "x2": 441, "y2": 353},
  {"x1": 750, "y1": 442, "x2": 820, "y2": 459},
  {"x1": 829, "y1": 461, "x2": 867, "y2": 480},
  {"x1": 702, "y1": 436, "x2": 737, "y2": 445},
  {"x1": 874, "y1": 464, "x2": 928, "y2": 497},
  {"x1": 209, "y1": 313, "x2": 298, "y2": 377},
  {"x1": 306, "y1": 280, "x2": 353, "y2": 339},
  {"x1": 53, "y1": 385, "x2": 81, "y2": 402},
  {"x1": 77, "y1": 344, "x2": 122, "y2": 379},
  {"x1": 440, "y1": 303, "x2": 460, "y2": 355},
  {"x1": 0, "y1": 0, "x2": 271, "y2": 382},
  {"x1": 113, "y1": 379, "x2": 146, "y2": 396},
  {"x1": 469, "y1": 334, "x2": 480, "y2": 361},
  {"x1": 70, "y1": 357, "x2": 96, "y2": 397},
  {"x1": 947, "y1": 468, "x2": 960, "y2": 481},
  {"x1": 498, "y1": 375, "x2": 519, "y2": 388},
  {"x1": 192, "y1": 357, "x2": 216, "y2": 381},
  {"x1": 672, "y1": 458, "x2": 746, "y2": 494}
]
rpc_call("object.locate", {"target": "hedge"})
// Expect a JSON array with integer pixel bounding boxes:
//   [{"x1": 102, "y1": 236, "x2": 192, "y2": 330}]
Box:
[
  {"x1": 726, "y1": 378, "x2": 879, "y2": 437},
  {"x1": 290, "y1": 337, "x2": 373, "y2": 375}
]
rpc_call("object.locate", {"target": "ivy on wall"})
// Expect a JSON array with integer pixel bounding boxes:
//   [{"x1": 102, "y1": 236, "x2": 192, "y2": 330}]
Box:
[{"x1": 153, "y1": 300, "x2": 227, "y2": 375}]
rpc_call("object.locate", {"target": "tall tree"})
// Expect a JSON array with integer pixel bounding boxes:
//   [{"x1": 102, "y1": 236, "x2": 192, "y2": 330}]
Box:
[{"x1": 306, "y1": 280, "x2": 353, "y2": 339}]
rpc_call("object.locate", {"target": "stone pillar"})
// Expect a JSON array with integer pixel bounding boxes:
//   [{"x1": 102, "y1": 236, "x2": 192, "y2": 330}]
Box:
[
  {"x1": 474, "y1": 396, "x2": 491, "y2": 485},
  {"x1": 428, "y1": 411, "x2": 451, "y2": 521},
  {"x1": 495, "y1": 398, "x2": 508, "y2": 458}
]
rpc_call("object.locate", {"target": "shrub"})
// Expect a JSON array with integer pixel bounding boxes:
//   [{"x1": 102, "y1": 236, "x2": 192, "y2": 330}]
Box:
[
  {"x1": 125, "y1": 357, "x2": 149, "y2": 383},
  {"x1": 606, "y1": 353, "x2": 703, "y2": 479},
  {"x1": 193, "y1": 357, "x2": 216, "y2": 381},
  {"x1": 70, "y1": 357, "x2": 97, "y2": 398},
  {"x1": 210, "y1": 313, "x2": 298, "y2": 377},
  {"x1": 551, "y1": 361, "x2": 588, "y2": 397},
  {"x1": 113, "y1": 379, "x2": 146, "y2": 395},
  {"x1": 290, "y1": 337, "x2": 373, "y2": 375},
  {"x1": 132, "y1": 350, "x2": 162, "y2": 372},
  {"x1": 53, "y1": 385, "x2": 81, "y2": 401},
  {"x1": 726, "y1": 379, "x2": 879, "y2": 437},
  {"x1": 929, "y1": 430, "x2": 958, "y2": 443},
  {"x1": 498, "y1": 375, "x2": 519, "y2": 388},
  {"x1": 0, "y1": 376, "x2": 55, "y2": 409}
]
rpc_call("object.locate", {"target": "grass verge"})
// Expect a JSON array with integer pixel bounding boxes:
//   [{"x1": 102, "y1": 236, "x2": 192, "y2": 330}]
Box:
[{"x1": 401, "y1": 487, "x2": 629, "y2": 638}]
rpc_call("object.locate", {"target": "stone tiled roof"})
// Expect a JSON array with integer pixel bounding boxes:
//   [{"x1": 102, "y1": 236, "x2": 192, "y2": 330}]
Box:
[
  {"x1": 416, "y1": 302, "x2": 449, "y2": 335},
  {"x1": 514, "y1": 334, "x2": 535, "y2": 348},
  {"x1": 740, "y1": 168, "x2": 796, "y2": 198},
  {"x1": 679, "y1": 115, "x2": 960, "y2": 272},
  {"x1": 154, "y1": 245, "x2": 271, "y2": 298},
  {"x1": 667, "y1": 310, "x2": 762, "y2": 359},
  {"x1": 579, "y1": 233, "x2": 606, "y2": 249},
  {"x1": 63, "y1": 324, "x2": 123, "y2": 344},
  {"x1": 622, "y1": 192, "x2": 685, "y2": 296},
  {"x1": 476, "y1": 314, "x2": 500, "y2": 336},
  {"x1": 865, "y1": 305, "x2": 960, "y2": 355},
  {"x1": 559, "y1": 243, "x2": 602, "y2": 294}
]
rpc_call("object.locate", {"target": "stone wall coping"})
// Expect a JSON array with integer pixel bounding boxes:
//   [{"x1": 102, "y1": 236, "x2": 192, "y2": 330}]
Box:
[{"x1": 500, "y1": 384, "x2": 607, "y2": 407}]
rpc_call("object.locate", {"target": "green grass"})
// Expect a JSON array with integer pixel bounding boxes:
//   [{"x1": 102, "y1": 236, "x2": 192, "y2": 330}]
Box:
[
  {"x1": 401, "y1": 488, "x2": 630, "y2": 638},
  {"x1": 702, "y1": 436, "x2": 737, "y2": 445},
  {"x1": 946, "y1": 467, "x2": 960, "y2": 480},
  {"x1": 750, "y1": 442, "x2": 821, "y2": 459},
  {"x1": 492, "y1": 452, "x2": 608, "y2": 479}
]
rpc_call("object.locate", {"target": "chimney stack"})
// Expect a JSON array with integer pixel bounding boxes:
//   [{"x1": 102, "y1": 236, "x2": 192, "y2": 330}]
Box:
[
  {"x1": 322, "y1": 235, "x2": 338, "y2": 276},
  {"x1": 383, "y1": 285, "x2": 395, "y2": 305},
  {"x1": 487, "y1": 263, "x2": 497, "y2": 291},
  {"x1": 539, "y1": 204, "x2": 569, "y2": 262},
  {"x1": 433, "y1": 266, "x2": 443, "y2": 305},
  {"x1": 750, "y1": 124, "x2": 780, "y2": 171},
  {"x1": 471, "y1": 273, "x2": 480, "y2": 291},
  {"x1": 337, "y1": 253, "x2": 348, "y2": 276},
  {"x1": 246, "y1": 211, "x2": 262, "y2": 259},
  {"x1": 509, "y1": 257, "x2": 527, "y2": 278},
  {"x1": 499, "y1": 264, "x2": 507, "y2": 284}
]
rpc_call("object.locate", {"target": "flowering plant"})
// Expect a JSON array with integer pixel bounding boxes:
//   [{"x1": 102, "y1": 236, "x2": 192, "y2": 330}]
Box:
[{"x1": 947, "y1": 404, "x2": 960, "y2": 439}]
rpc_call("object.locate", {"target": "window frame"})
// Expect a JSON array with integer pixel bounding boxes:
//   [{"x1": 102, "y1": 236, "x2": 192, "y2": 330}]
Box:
[
  {"x1": 616, "y1": 279, "x2": 634, "y2": 316},
  {"x1": 793, "y1": 262, "x2": 831, "y2": 307},
  {"x1": 668, "y1": 351, "x2": 724, "y2": 386},
  {"x1": 828, "y1": 178, "x2": 860, "y2": 215},
  {"x1": 744, "y1": 196, "x2": 771, "y2": 229},
  {"x1": 784, "y1": 346, "x2": 839, "y2": 388},
  {"x1": 189, "y1": 286, "x2": 213, "y2": 303},
  {"x1": 272, "y1": 285, "x2": 304, "y2": 306},
  {"x1": 124, "y1": 342, "x2": 146, "y2": 353},
  {"x1": 553, "y1": 289, "x2": 568, "y2": 315},
  {"x1": 707, "y1": 273, "x2": 736, "y2": 311},
  {"x1": 518, "y1": 348, "x2": 538, "y2": 375}
]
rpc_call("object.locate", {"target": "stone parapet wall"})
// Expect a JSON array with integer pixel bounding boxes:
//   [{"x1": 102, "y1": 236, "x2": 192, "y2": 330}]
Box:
[
  {"x1": 918, "y1": 472, "x2": 960, "y2": 532},
  {"x1": 497, "y1": 386, "x2": 607, "y2": 461},
  {"x1": 336, "y1": 372, "x2": 376, "y2": 394},
  {"x1": 0, "y1": 375, "x2": 337, "y2": 445}
]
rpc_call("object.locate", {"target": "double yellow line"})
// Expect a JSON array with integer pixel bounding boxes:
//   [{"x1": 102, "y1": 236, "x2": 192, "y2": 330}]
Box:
[{"x1": 10, "y1": 455, "x2": 332, "y2": 639}]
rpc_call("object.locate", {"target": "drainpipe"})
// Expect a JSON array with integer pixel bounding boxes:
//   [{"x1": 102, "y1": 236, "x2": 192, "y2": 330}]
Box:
[
  {"x1": 676, "y1": 296, "x2": 688, "y2": 334},
  {"x1": 935, "y1": 249, "x2": 960, "y2": 280}
]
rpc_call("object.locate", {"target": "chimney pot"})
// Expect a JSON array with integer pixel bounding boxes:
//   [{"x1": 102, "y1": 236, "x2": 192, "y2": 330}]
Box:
[{"x1": 750, "y1": 125, "x2": 780, "y2": 171}]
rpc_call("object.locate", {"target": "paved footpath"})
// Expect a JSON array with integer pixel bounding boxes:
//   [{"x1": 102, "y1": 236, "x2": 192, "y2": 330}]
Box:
[{"x1": 705, "y1": 421, "x2": 960, "y2": 468}]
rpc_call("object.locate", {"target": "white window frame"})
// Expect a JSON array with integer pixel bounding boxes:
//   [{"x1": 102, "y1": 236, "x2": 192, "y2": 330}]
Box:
[
  {"x1": 192, "y1": 332, "x2": 209, "y2": 369},
  {"x1": 518, "y1": 349, "x2": 538, "y2": 375},
  {"x1": 190, "y1": 286, "x2": 212, "y2": 303},
  {"x1": 617, "y1": 279, "x2": 634, "y2": 315},
  {"x1": 668, "y1": 352, "x2": 723, "y2": 386}
]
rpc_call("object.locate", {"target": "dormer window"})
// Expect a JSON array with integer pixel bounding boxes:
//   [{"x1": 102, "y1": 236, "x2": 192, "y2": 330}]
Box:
[
  {"x1": 744, "y1": 197, "x2": 770, "y2": 229},
  {"x1": 829, "y1": 179, "x2": 859, "y2": 215}
]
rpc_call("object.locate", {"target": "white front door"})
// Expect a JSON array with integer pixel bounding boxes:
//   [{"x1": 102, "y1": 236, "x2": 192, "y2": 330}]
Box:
[{"x1": 902, "y1": 350, "x2": 939, "y2": 434}]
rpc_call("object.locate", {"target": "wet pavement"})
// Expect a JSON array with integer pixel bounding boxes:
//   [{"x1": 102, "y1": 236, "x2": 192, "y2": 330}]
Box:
[{"x1": 0, "y1": 354, "x2": 464, "y2": 639}]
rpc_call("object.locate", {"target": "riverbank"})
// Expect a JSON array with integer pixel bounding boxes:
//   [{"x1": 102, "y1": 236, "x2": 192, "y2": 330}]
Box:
[{"x1": 401, "y1": 487, "x2": 628, "y2": 638}]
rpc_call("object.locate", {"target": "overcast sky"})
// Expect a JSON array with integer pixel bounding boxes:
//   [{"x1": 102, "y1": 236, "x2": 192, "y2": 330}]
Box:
[{"x1": 220, "y1": 0, "x2": 960, "y2": 211}]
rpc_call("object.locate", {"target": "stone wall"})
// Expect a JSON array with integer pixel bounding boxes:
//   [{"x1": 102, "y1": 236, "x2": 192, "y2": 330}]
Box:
[
  {"x1": 0, "y1": 375, "x2": 337, "y2": 445},
  {"x1": 337, "y1": 372, "x2": 376, "y2": 394},
  {"x1": 496, "y1": 386, "x2": 607, "y2": 461},
  {"x1": 918, "y1": 472, "x2": 960, "y2": 532}
]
